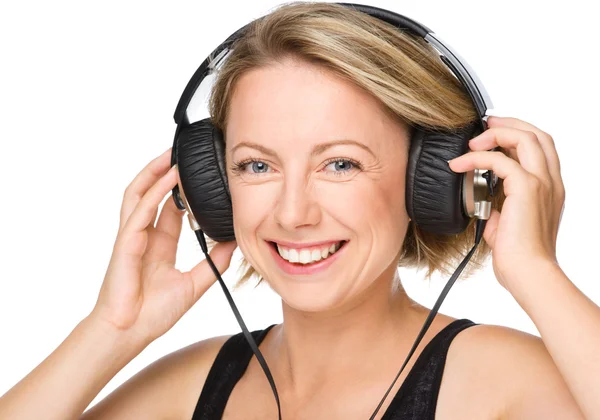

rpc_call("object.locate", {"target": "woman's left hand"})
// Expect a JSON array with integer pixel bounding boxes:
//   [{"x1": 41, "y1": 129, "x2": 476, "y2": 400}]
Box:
[{"x1": 448, "y1": 116, "x2": 566, "y2": 292}]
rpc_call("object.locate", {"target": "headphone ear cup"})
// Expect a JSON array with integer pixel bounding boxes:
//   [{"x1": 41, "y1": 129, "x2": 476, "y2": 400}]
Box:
[
  {"x1": 176, "y1": 118, "x2": 235, "y2": 242},
  {"x1": 405, "y1": 123, "x2": 480, "y2": 235}
]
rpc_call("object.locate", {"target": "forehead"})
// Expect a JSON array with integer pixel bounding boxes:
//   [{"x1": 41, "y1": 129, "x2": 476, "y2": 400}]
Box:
[{"x1": 225, "y1": 58, "x2": 408, "y2": 152}]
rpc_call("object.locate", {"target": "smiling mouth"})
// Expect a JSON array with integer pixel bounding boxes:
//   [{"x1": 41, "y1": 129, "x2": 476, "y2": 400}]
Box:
[{"x1": 267, "y1": 240, "x2": 348, "y2": 265}]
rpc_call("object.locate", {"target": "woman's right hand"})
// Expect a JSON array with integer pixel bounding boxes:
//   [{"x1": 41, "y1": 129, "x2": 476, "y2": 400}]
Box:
[{"x1": 89, "y1": 147, "x2": 238, "y2": 346}]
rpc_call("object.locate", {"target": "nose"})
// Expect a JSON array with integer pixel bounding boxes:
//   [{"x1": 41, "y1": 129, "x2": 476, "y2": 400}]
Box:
[{"x1": 273, "y1": 176, "x2": 322, "y2": 232}]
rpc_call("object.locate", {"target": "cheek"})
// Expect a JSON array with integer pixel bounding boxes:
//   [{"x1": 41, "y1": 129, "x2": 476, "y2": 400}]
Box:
[
  {"x1": 230, "y1": 192, "x2": 266, "y2": 273},
  {"x1": 230, "y1": 183, "x2": 273, "y2": 228},
  {"x1": 228, "y1": 186, "x2": 270, "y2": 278},
  {"x1": 319, "y1": 174, "x2": 407, "y2": 235}
]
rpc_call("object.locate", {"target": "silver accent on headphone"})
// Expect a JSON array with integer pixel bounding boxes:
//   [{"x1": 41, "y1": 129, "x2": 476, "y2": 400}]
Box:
[
  {"x1": 462, "y1": 168, "x2": 493, "y2": 220},
  {"x1": 186, "y1": 49, "x2": 234, "y2": 124},
  {"x1": 425, "y1": 33, "x2": 497, "y2": 222},
  {"x1": 424, "y1": 32, "x2": 493, "y2": 120},
  {"x1": 209, "y1": 47, "x2": 232, "y2": 70}
]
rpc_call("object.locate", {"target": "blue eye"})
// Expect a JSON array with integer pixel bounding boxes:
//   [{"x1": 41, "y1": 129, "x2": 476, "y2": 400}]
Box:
[
  {"x1": 250, "y1": 161, "x2": 269, "y2": 173},
  {"x1": 323, "y1": 158, "x2": 363, "y2": 176},
  {"x1": 231, "y1": 159, "x2": 271, "y2": 175}
]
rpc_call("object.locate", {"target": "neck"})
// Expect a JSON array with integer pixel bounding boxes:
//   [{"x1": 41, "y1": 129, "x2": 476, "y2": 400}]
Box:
[{"x1": 269, "y1": 265, "x2": 422, "y2": 400}]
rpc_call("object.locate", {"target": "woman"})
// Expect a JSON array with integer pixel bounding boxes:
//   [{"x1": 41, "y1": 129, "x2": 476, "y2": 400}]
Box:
[{"x1": 0, "y1": 2, "x2": 595, "y2": 419}]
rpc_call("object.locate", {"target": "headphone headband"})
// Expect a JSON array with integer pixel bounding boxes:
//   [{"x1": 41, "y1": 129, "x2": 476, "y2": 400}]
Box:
[
  {"x1": 173, "y1": 2, "x2": 493, "y2": 128},
  {"x1": 169, "y1": 7, "x2": 498, "y2": 417}
]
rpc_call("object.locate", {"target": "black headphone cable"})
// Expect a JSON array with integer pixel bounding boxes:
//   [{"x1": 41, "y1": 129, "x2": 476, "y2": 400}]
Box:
[
  {"x1": 190, "y1": 217, "x2": 485, "y2": 420},
  {"x1": 368, "y1": 217, "x2": 487, "y2": 419},
  {"x1": 194, "y1": 229, "x2": 283, "y2": 420}
]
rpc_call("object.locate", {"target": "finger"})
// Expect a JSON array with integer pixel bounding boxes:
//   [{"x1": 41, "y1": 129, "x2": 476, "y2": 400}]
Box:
[
  {"x1": 487, "y1": 116, "x2": 564, "y2": 198},
  {"x1": 150, "y1": 207, "x2": 159, "y2": 230},
  {"x1": 121, "y1": 165, "x2": 179, "y2": 235},
  {"x1": 186, "y1": 241, "x2": 238, "y2": 302},
  {"x1": 468, "y1": 126, "x2": 551, "y2": 183},
  {"x1": 449, "y1": 150, "x2": 530, "y2": 195},
  {"x1": 154, "y1": 194, "x2": 186, "y2": 264},
  {"x1": 482, "y1": 208, "x2": 501, "y2": 249},
  {"x1": 156, "y1": 193, "x2": 185, "y2": 239},
  {"x1": 119, "y1": 147, "x2": 173, "y2": 233}
]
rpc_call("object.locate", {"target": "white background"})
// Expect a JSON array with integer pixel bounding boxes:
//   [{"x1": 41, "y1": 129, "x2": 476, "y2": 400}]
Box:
[{"x1": 1, "y1": 0, "x2": 598, "y2": 411}]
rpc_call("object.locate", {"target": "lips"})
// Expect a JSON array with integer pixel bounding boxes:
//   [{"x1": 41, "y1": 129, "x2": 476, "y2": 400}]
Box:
[
  {"x1": 276, "y1": 240, "x2": 344, "y2": 262},
  {"x1": 269, "y1": 239, "x2": 344, "y2": 249},
  {"x1": 267, "y1": 240, "x2": 349, "y2": 276}
]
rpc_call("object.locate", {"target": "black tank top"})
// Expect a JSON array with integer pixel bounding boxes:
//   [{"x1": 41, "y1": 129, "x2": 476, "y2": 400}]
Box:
[{"x1": 192, "y1": 318, "x2": 477, "y2": 419}]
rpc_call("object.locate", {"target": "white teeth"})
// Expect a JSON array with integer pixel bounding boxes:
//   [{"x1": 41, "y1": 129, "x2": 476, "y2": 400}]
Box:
[
  {"x1": 277, "y1": 244, "x2": 289, "y2": 260},
  {"x1": 311, "y1": 249, "x2": 322, "y2": 262},
  {"x1": 276, "y1": 241, "x2": 344, "y2": 265},
  {"x1": 298, "y1": 249, "x2": 312, "y2": 264}
]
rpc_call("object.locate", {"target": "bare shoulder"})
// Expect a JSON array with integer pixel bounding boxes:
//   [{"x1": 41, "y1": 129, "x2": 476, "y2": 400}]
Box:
[
  {"x1": 437, "y1": 322, "x2": 584, "y2": 419},
  {"x1": 81, "y1": 333, "x2": 233, "y2": 420}
]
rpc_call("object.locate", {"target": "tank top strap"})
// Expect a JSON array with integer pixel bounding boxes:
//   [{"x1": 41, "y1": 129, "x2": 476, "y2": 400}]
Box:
[
  {"x1": 191, "y1": 324, "x2": 277, "y2": 420},
  {"x1": 381, "y1": 318, "x2": 478, "y2": 420},
  {"x1": 192, "y1": 319, "x2": 477, "y2": 420}
]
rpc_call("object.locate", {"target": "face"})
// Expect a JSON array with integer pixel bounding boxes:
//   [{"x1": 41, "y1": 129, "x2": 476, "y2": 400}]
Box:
[{"x1": 225, "y1": 58, "x2": 412, "y2": 313}]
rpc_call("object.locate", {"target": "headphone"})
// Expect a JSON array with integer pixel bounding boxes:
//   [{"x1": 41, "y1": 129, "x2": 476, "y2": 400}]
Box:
[{"x1": 169, "y1": 3, "x2": 499, "y2": 419}]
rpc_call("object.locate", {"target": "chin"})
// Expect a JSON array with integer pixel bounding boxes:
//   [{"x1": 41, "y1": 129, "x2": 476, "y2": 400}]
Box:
[
  {"x1": 252, "y1": 238, "x2": 384, "y2": 313},
  {"x1": 264, "y1": 273, "x2": 358, "y2": 314},
  {"x1": 280, "y1": 288, "x2": 345, "y2": 313}
]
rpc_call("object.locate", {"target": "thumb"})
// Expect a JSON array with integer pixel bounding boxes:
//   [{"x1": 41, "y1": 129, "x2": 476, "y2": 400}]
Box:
[
  {"x1": 188, "y1": 240, "x2": 238, "y2": 301},
  {"x1": 483, "y1": 208, "x2": 500, "y2": 249}
]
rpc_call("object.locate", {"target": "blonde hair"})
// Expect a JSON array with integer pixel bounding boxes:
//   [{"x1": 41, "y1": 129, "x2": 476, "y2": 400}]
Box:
[{"x1": 204, "y1": 2, "x2": 506, "y2": 288}]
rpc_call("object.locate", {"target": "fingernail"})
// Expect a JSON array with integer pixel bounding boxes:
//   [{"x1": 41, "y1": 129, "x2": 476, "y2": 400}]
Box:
[{"x1": 447, "y1": 159, "x2": 457, "y2": 172}]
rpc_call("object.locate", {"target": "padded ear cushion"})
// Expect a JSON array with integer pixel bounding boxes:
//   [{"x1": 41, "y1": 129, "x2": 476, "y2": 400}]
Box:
[
  {"x1": 176, "y1": 118, "x2": 235, "y2": 242},
  {"x1": 405, "y1": 123, "x2": 480, "y2": 235}
]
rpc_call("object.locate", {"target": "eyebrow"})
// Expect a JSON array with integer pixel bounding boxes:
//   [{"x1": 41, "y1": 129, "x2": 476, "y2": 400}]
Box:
[{"x1": 230, "y1": 139, "x2": 376, "y2": 159}]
